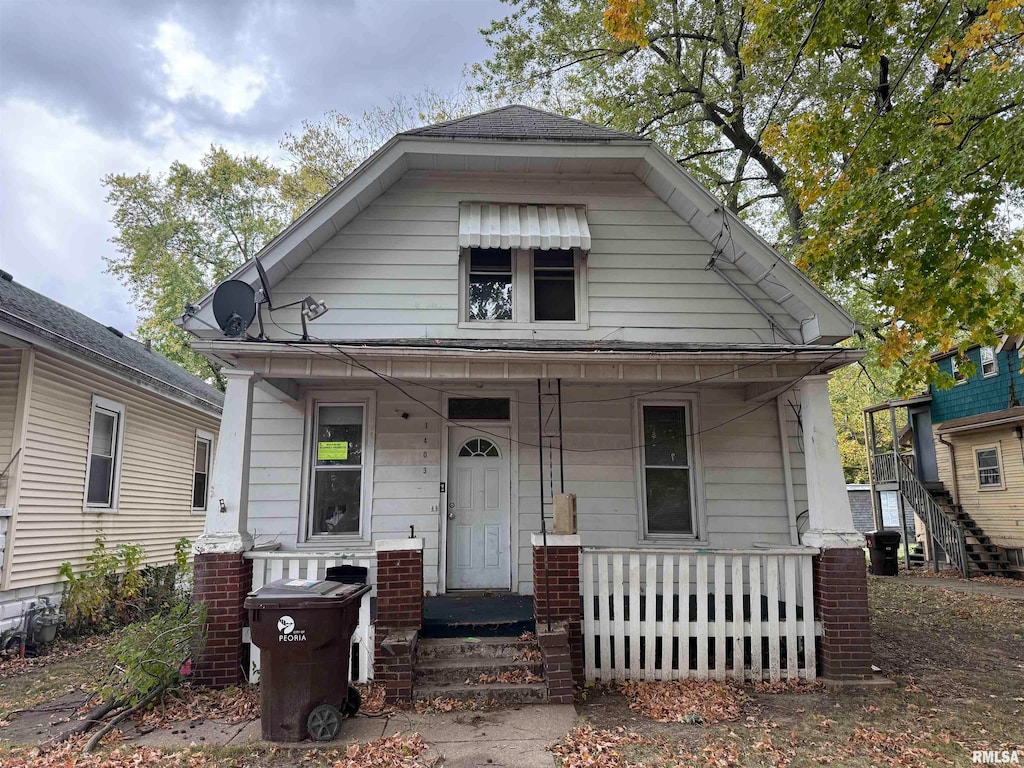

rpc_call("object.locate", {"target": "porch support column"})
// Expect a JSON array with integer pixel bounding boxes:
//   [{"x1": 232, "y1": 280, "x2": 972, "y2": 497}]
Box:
[
  {"x1": 374, "y1": 538, "x2": 424, "y2": 705},
  {"x1": 799, "y1": 375, "x2": 874, "y2": 681},
  {"x1": 193, "y1": 369, "x2": 258, "y2": 688},
  {"x1": 532, "y1": 533, "x2": 583, "y2": 688}
]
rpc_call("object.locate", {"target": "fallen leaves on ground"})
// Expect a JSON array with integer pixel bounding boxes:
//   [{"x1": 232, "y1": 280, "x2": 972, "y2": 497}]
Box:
[
  {"x1": 413, "y1": 697, "x2": 498, "y2": 713},
  {"x1": 475, "y1": 669, "x2": 542, "y2": 685},
  {"x1": 551, "y1": 726, "x2": 692, "y2": 768},
  {"x1": 618, "y1": 680, "x2": 748, "y2": 724},
  {"x1": 514, "y1": 647, "x2": 541, "y2": 662},
  {"x1": 518, "y1": 630, "x2": 535, "y2": 641},
  {"x1": 749, "y1": 678, "x2": 824, "y2": 694},
  {"x1": 355, "y1": 682, "x2": 388, "y2": 714},
  {"x1": 901, "y1": 570, "x2": 1024, "y2": 589},
  {"x1": 0, "y1": 634, "x2": 114, "y2": 680},
  {"x1": 310, "y1": 734, "x2": 431, "y2": 768},
  {"x1": 134, "y1": 683, "x2": 260, "y2": 728}
]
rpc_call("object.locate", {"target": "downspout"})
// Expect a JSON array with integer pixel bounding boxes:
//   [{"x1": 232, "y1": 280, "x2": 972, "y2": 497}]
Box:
[{"x1": 936, "y1": 434, "x2": 959, "y2": 506}]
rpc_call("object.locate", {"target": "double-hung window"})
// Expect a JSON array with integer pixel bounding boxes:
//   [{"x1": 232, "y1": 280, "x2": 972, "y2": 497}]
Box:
[
  {"x1": 532, "y1": 250, "x2": 577, "y2": 321},
  {"x1": 980, "y1": 346, "x2": 998, "y2": 377},
  {"x1": 468, "y1": 249, "x2": 513, "y2": 321},
  {"x1": 975, "y1": 446, "x2": 1004, "y2": 490},
  {"x1": 85, "y1": 396, "x2": 124, "y2": 509},
  {"x1": 639, "y1": 402, "x2": 699, "y2": 537},
  {"x1": 193, "y1": 431, "x2": 213, "y2": 512},
  {"x1": 310, "y1": 403, "x2": 366, "y2": 536},
  {"x1": 951, "y1": 357, "x2": 967, "y2": 384}
]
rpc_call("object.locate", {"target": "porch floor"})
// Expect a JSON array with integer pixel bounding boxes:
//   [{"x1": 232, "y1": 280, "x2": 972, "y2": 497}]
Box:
[{"x1": 422, "y1": 593, "x2": 534, "y2": 638}]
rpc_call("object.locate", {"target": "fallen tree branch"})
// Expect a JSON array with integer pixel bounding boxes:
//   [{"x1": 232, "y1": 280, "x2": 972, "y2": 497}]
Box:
[
  {"x1": 83, "y1": 685, "x2": 166, "y2": 754},
  {"x1": 41, "y1": 696, "x2": 121, "y2": 750}
]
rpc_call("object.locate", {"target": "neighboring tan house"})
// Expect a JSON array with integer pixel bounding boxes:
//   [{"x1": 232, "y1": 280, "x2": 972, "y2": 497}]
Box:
[
  {"x1": 865, "y1": 337, "x2": 1024, "y2": 577},
  {"x1": 0, "y1": 273, "x2": 223, "y2": 640},
  {"x1": 181, "y1": 106, "x2": 874, "y2": 701}
]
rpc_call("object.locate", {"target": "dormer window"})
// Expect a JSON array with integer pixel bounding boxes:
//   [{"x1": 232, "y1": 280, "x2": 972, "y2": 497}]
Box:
[{"x1": 981, "y1": 346, "x2": 998, "y2": 377}]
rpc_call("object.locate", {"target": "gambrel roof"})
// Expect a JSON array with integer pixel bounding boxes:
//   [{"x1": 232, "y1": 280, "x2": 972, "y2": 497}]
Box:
[{"x1": 183, "y1": 106, "x2": 856, "y2": 346}]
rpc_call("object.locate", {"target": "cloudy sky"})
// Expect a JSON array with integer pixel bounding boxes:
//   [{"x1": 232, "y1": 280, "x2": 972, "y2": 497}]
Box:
[{"x1": 0, "y1": 0, "x2": 503, "y2": 332}]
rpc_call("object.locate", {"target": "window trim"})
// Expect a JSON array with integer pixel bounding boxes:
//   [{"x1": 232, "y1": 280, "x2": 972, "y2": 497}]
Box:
[
  {"x1": 950, "y1": 357, "x2": 968, "y2": 385},
  {"x1": 634, "y1": 394, "x2": 705, "y2": 542},
  {"x1": 458, "y1": 247, "x2": 589, "y2": 330},
  {"x1": 980, "y1": 346, "x2": 998, "y2": 378},
  {"x1": 973, "y1": 443, "x2": 1005, "y2": 491},
  {"x1": 192, "y1": 429, "x2": 215, "y2": 514},
  {"x1": 298, "y1": 391, "x2": 376, "y2": 545},
  {"x1": 84, "y1": 395, "x2": 125, "y2": 512}
]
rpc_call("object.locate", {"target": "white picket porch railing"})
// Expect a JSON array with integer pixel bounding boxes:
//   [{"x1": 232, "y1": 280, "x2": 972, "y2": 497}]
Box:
[
  {"x1": 242, "y1": 550, "x2": 376, "y2": 684},
  {"x1": 581, "y1": 547, "x2": 820, "y2": 682}
]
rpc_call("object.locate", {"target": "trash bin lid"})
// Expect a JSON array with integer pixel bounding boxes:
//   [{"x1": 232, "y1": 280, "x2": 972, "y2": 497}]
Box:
[
  {"x1": 244, "y1": 578, "x2": 370, "y2": 609},
  {"x1": 867, "y1": 529, "x2": 902, "y2": 543}
]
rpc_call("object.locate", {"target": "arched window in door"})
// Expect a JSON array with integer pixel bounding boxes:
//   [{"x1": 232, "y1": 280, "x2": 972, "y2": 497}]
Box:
[{"x1": 458, "y1": 437, "x2": 501, "y2": 458}]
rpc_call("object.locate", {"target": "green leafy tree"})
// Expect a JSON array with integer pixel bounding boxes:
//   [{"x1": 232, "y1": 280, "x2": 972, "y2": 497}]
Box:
[{"x1": 477, "y1": 0, "x2": 1024, "y2": 390}]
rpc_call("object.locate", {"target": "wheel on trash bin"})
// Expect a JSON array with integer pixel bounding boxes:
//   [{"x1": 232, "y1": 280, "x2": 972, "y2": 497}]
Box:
[
  {"x1": 307, "y1": 704, "x2": 343, "y2": 742},
  {"x1": 342, "y1": 686, "x2": 361, "y2": 717}
]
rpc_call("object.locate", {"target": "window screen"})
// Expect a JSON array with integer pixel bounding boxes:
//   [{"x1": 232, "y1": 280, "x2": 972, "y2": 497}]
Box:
[
  {"x1": 468, "y1": 249, "x2": 513, "y2": 321},
  {"x1": 533, "y1": 250, "x2": 576, "y2": 321},
  {"x1": 311, "y1": 405, "x2": 364, "y2": 535},
  {"x1": 87, "y1": 407, "x2": 119, "y2": 507},
  {"x1": 448, "y1": 398, "x2": 511, "y2": 421},
  {"x1": 642, "y1": 405, "x2": 694, "y2": 535}
]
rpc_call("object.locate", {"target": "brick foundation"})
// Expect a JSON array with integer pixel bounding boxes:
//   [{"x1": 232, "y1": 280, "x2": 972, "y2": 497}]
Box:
[
  {"x1": 813, "y1": 548, "x2": 873, "y2": 680},
  {"x1": 537, "y1": 623, "x2": 575, "y2": 704},
  {"x1": 532, "y1": 539, "x2": 583, "y2": 687},
  {"x1": 374, "y1": 542, "x2": 424, "y2": 704},
  {"x1": 193, "y1": 552, "x2": 252, "y2": 688}
]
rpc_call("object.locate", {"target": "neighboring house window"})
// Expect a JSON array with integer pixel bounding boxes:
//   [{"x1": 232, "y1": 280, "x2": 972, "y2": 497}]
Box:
[
  {"x1": 192, "y1": 431, "x2": 213, "y2": 512},
  {"x1": 981, "y1": 346, "x2": 998, "y2": 377},
  {"x1": 974, "y1": 445, "x2": 1004, "y2": 490},
  {"x1": 85, "y1": 396, "x2": 124, "y2": 509},
  {"x1": 639, "y1": 402, "x2": 698, "y2": 537},
  {"x1": 532, "y1": 250, "x2": 577, "y2": 321},
  {"x1": 468, "y1": 249, "x2": 513, "y2": 321},
  {"x1": 951, "y1": 357, "x2": 967, "y2": 384},
  {"x1": 310, "y1": 404, "x2": 365, "y2": 536}
]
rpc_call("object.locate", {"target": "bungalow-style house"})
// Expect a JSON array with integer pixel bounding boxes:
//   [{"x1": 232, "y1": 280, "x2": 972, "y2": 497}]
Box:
[
  {"x1": 865, "y1": 337, "x2": 1023, "y2": 577},
  {"x1": 0, "y1": 274, "x2": 223, "y2": 645},
  {"x1": 183, "y1": 106, "x2": 874, "y2": 705}
]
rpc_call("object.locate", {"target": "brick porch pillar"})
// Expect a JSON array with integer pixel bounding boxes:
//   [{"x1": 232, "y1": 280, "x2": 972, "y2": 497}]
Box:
[
  {"x1": 532, "y1": 533, "x2": 583, "y2": 687},
  {"x1": 799, "y1": 376, "x2": 874, "y2": 681},
  {"x1": 373, "y1": 538, "x2": 424, "y2": 704},
  {"x1": 192, "y1": 369, "x2": 257, "y2": 688},
  {"x1": 813, "y1": 548, "x2": 873, "y2": 679},
  {"x1": 192, "y1": 552, "x2": 252, "y2": 687}
]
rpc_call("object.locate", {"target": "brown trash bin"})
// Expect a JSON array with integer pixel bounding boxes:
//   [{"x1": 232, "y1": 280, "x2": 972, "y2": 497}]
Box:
[
  {"x1": 245, "y1": 579, "x2": 371, "y2": 742},
  {"x1": 865, "y1": 530, "x2": 901, "y2": 576}
]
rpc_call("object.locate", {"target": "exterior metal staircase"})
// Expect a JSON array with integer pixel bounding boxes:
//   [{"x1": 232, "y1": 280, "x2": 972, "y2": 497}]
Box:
[{"x1": 928, "y1": 488, "x2": 1012, "y2": 576}]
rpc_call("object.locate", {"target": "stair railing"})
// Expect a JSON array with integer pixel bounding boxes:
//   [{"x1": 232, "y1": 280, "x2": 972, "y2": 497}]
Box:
[{"x1": 895, "y1": 455, "x2": 971, "y2": 577}]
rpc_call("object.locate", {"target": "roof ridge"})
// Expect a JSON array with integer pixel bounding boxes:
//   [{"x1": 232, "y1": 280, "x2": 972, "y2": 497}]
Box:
[{"x1": 401, "y1": 104, "x2": 644, "y2": 141}]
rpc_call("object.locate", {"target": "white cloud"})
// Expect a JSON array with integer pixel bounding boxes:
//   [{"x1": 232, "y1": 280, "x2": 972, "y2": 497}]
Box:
[
  {"x1": 152, "y1": 21, "x2": 268, "y2": 116},
  {"x1": 0, "y1": 97, "x2": 277, "y2": 333}
]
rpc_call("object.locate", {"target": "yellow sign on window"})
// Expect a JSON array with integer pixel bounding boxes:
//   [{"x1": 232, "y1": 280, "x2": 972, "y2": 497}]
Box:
[{"x1": 317, "y1": 441, "x2": 349, "y2": 461}]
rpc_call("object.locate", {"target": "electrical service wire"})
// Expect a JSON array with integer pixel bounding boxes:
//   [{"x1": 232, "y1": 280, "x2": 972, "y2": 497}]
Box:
[{"x1": 264, "y1": 311, "x2": 843, "y2": 454}]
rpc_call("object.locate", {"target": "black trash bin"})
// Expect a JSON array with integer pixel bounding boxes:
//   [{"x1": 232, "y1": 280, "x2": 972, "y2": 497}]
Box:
[
  {"x1": 865, "y1": 530, "x2": 902, "y2": 576},
  {"x1": 245, "y1": 578, "x2": 371, "y2": 742}
]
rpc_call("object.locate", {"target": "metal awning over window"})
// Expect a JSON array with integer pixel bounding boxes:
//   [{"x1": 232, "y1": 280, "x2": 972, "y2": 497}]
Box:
[{"x1": 458, "y1": 203, "x2": 591, "y2": 251}]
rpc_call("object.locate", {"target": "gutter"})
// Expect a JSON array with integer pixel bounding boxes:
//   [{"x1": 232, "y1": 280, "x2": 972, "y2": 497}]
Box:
[{"x1": 936, "y1": 433, "x2": 959, "y2": 506}]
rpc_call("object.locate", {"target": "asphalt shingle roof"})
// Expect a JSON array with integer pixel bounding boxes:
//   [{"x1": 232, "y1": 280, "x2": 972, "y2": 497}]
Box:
[
  {"x1": 401, "y1": 105, "x2": 644, "y2": 142},
  {"x1": 0, "y1": 275, "x2": 223, "y2": 413}
]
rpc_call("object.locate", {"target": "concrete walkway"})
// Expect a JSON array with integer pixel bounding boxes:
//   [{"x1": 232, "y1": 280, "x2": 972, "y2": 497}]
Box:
[
  {"x1": 898, "y1": 576, "x2": 1024, "y2": 601},
  {"x1": 133, "y1": 704, "x2": 577, "y2": 767}
]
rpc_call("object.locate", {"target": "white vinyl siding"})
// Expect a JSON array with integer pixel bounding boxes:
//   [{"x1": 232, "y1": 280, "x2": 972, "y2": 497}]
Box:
[
  {"x1": 0, "y1": 349, "x2": 22, "y2": 507},
  {"x1": 247, "y1": 380, "x2": 797, "y2": 596},
  {"x1": 6, "y1": 351, "x2": 217, "y2": 590},
  {"x1": 269, "y1": 172, "x2": 800, "y2": 344}
]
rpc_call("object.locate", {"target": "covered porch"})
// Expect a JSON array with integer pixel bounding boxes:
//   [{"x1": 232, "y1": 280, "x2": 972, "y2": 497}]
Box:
[{"x1": 193, "y1": 340, "x2": 872, "y2": 694}]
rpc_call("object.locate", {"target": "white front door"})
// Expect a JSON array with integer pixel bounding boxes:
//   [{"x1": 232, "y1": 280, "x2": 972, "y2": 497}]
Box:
[{"x1": 446, "y1": 426, "x2": 511, "y2": 590}]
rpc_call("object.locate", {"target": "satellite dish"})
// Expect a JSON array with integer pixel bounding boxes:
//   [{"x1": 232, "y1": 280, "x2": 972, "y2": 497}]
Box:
[
  {"x1": 212, "y1": 280, "x2": 256, "y2": 338},
  {"x1": 255, "y1": 257, "x2": 273, "y2": 308}
]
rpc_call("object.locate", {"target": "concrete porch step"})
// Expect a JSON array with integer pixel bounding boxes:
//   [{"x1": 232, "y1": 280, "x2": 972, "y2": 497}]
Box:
[
  {"x1": 414, "y1": 682, "x2": 549, "y2": 706},
  {"x1": 415, "y1": 657, "x2": 544, "y2": 686},
  {"x1": 416, "y1": 636, "x2": 538, "y2": 661}
]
